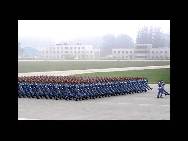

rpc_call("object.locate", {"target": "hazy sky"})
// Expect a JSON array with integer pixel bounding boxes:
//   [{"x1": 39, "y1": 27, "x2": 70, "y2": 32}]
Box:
[{"x1": 18, "y1": 20, "x2": 170, "y2": 42}]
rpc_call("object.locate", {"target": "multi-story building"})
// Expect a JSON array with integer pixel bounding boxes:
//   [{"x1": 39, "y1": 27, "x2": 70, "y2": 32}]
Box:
[
  {"x1": 112, "y1": 48, "x2": 134, "y2": 60},
  {"x1": 112, "y1": 44, "x2": 170, "y2": 60},
  {"x1": 40, "y1": 42, "x2": 100, "y2": 60}
]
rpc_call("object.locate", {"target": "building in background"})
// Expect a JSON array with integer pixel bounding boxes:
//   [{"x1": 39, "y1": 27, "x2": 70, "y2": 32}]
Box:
[
  {"x1": 18, "y1": 42, "x2": 24, "y2": 59},
  {"x1": 112, "y1": 44, "x2": 170, "y2": 60},
  {"x1": 40, "y1": 42, "x2": 100, "y2": 60}
]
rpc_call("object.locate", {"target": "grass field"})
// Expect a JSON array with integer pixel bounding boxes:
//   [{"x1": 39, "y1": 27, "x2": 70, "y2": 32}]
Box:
[
  {"x1": 18, "y1": 60, "x2": 170, "y2": 73},
  {"x1": 74, "y1": 68, "x2": 170, "y2": 84}
]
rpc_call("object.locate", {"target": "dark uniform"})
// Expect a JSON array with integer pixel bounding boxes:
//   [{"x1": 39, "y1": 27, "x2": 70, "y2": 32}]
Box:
[
  {"x1": 161, "y1": 81, "x2": 170, "y2": 96},
  {"x1": 18, "y1": 76, "x2": 153, "y2": 101},
  {"x1": 157, "y1": 81, "x2": 163, "y2": 98}
]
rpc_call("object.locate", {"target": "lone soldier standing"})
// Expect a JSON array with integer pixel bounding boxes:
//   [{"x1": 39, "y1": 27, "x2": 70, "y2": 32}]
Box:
[
  {"x1": 157, "y1": 80, "x2": 163, "y2": 98},
  {"x1": 161, "y1": 81, "x2": 170, "y2": 96}
]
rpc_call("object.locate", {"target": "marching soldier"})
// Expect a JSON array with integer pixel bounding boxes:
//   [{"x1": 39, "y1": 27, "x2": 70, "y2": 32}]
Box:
[
  {"x1": 157, "y1": 80, "x2": 163, "y2": 98},
  {"x1": 161, "y1": 81, "x2": 170, "y2": 96}
]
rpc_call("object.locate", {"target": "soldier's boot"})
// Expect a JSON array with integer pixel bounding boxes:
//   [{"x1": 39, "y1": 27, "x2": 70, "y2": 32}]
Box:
[
  {"x1": 36, "y1": 95, "x2": 40, "y2": 99},
  {"x1": 74, "y1": 98, "x2": 78, "y2": 101}
]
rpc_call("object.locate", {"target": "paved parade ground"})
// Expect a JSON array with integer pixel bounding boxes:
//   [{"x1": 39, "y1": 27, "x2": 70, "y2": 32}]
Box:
[{"x1": 18, "y1": 84, "x2": 170, "y2": 120}]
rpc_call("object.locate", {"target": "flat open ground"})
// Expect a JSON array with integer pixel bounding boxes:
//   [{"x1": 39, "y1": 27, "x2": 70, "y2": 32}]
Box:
[
  {"x1": 18, "y1": 84, "x2": 170, "y2": 120},
  {"x1": 18, "y1": 60, "x2": 170, "y2": 73}
]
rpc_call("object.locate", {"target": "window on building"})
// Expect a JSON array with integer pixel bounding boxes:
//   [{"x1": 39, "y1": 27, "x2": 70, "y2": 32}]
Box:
[
  {"x1": 65, "y1": 47, "x2": 68, "y2": 49},
  {"x1": 160, "y1": 51, "x2": 163, "y2": 53},
  {"x1": 126, "y1": 51, "x2": 128, "y2": 53},
  {"x1": 152, "y1": 51, "x2": 154, "y2": 53},
  {"x1": 78, "y1": 47, "x2": 80, "y2": 49},
  {"x1": 165, "y1": 51, "x2": 167, "y2": 53},
  {"x1": 53, "y1": 51, "x2": 56, "y2": 54},
  {"x1": 118, "y1": 51, "x2": 120, "y2": 54},
  {"x1": 114, "y1": 51, "x2": 116, "y2": 54},
  {"x1": 74, "y1": 51, "x2": 76, "y2": 53},
  {"x1": 82, "y1": 47, "x2": 84, "y2": 49},
  {"x1": 134, "y1": 50, "x2": 148, "y2": 53},
  {"x1": 90, "y1": 51, "x2": 92, "y2": 54},
  {"x1": 46, "y1": 51, "x2": 48, "y2": 53},
  {"x1": 65, "y1": 51, "x2": 68, "y2": 53},
  {"x1": 122, "y1": 51, "x2": 124, "y2": 53},
  {"x1": 78, "y1": 51, "x2": 80, "y2": 53},
  {"x1": 130, "y1": 51, "x2": 132, "y2": 53},
  {"x1": 156, "y1": 51, "x2": 158, "y2": 53},
  {"x1": 57, "y1": 51, "x2": 59, "y2": 53},
  {"x1": 61, "y1": 55, "x2": 63, "y2": 58},
  {"x1": 70, "y1": 47, "x2": 72, "y2": 50}
]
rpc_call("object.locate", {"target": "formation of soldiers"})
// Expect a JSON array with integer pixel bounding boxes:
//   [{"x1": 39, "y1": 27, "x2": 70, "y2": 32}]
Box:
[{"x1": 18, "y1": 76, "x2": 152, "y2": 101}]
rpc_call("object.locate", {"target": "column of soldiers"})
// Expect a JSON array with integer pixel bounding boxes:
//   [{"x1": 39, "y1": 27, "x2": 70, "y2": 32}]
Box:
[{"x1": 18, "y1": 76, "x2": 152, "y2": 101}]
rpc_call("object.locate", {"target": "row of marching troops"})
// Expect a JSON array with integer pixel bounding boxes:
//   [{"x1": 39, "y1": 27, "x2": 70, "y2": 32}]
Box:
[{"x1": 18, "y1": 76, "x2": 152, "y2": 101}]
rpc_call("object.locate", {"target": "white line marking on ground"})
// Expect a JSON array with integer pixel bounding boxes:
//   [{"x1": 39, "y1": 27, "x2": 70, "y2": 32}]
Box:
[
  {"x1": 18, "y1": 65, "x2": 170, "y2": 76},
  {"x1": 18, "y1": 118, "x2": 39, "y2": 120}
]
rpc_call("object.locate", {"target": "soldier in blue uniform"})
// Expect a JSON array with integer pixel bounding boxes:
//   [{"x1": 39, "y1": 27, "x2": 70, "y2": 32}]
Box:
[
  {"x1": 18, "y1": 76, "x2": 154, "y2": 101},
  {"x1": 157, "y1": 80, "x2": 163, "y2": 98},
  {"x1": 161, "y1": 81, "x2": 170, "y2": 96}
]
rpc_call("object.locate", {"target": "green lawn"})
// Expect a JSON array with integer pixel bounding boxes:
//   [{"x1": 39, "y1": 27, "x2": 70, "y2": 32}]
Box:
[
  {"x1": 74, "y1": 68, "x2": 170, "y2": 84},
  {"x1": 18, "y1": 60, "x2": 170, "y2": 73}
]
